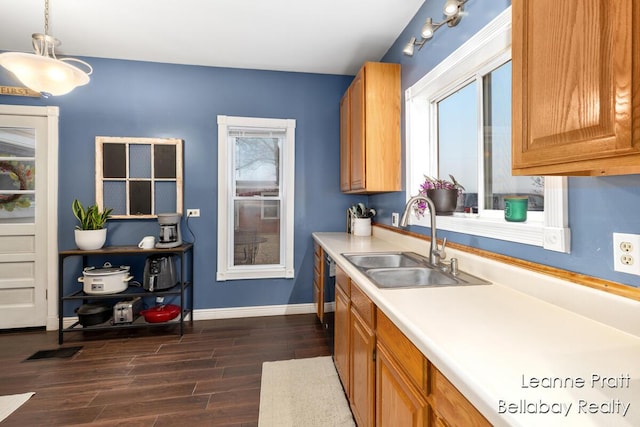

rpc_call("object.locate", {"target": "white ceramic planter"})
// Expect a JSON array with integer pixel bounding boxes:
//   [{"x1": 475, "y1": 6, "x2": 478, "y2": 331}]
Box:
[
  {"x1": 352, "y1": 218, "x2": 372, "y2": 236},
  {"x1": 74, "y1": 228, "x2": 107, "y2": 250}
]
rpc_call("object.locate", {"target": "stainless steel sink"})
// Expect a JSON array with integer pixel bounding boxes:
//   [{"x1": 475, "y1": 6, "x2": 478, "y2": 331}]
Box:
[
  {"x1": 340, "y1": 252, "x2": 423, "y2": 269},
  {"x1": 366, "y1": 267, "x2": 458, "y2": 288},
  {"x1": 341, "y1": 251, "x2": 492, "y2": 289}
]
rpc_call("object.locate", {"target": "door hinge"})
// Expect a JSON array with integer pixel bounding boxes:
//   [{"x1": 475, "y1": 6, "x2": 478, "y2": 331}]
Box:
[
  {"x1": 45, "y1": 289, "x2": 48, "y2": 300},
  {"x1": 372, "y1": 349, "x2": 376, "y2": 362}
]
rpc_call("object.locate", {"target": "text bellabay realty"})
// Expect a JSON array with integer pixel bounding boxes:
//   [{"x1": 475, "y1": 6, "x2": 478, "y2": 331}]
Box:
[{"x1": 498, "y1": 373, "x2": 632, "y2": 417}]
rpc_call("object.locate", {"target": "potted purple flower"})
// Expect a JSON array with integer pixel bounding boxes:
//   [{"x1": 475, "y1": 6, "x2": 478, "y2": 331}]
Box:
[{"x1": 415, "y1": 175, "x2": 465, "y2": 216}]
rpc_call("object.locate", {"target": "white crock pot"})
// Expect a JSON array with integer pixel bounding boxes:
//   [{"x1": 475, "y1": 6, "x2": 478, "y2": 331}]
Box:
[{"x1": 78, "y1": 262, "x2": 133, "y2": 295}]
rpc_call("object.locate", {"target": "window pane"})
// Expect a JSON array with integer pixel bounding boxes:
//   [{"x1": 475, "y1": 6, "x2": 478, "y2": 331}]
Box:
[
  {"x1": 130, "y1": 144, "x2": 151, "y2": 178},
  {"x1": 483, "y1": 61, "x2": 544, "y2": 211},
  {"x1": 154, "y1": 145, "x2": 177, "y2": 178},
  {"x1": 233, "y1": 200, "x2": 280, "y2": 266},
  {"x1": 129, "y1": 181, "x2": 152, "y2": 215},
  {"x1": 103, "y1": 143, "x2": 127, "y2": 178},
  {"x1": 104, "y1": 181, "x2": 126, "y2": 215},
  {"x1": 438, "y1": 81, "x2": 478, "y2": 211},
  {"x1": 235, "y1": 137, "x2": 280, "y2": 196},
  {"x1": 0, "y1": 128, "x2": 35, "y2": 223}
]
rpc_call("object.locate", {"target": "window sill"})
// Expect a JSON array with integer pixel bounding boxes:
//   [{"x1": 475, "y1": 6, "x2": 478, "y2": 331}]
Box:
[
  {"x1": 217, "y1": 267, "x2": 294, "y2": 281},
  {"x1": 411, "y1": 213, "x2": 569, "y2": 252}
]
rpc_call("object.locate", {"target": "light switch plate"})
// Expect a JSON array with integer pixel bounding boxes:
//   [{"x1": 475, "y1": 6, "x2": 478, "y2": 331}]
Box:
[{"x1": 391, "y1": 213, "x2": 399, "y2": 227}]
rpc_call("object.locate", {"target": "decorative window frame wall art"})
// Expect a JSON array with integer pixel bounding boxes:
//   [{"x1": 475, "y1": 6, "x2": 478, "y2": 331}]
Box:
[{"x1": 95, "y1": 136, "x2": 183, "y2": 219}]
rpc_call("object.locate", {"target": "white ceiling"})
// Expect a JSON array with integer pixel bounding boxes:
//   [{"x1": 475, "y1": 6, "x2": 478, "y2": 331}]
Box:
[{"x1": 0, "y1": 0, "x2": 424, "y2": 76}]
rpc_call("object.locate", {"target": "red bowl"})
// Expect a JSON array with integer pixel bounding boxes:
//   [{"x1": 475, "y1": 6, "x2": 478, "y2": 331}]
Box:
[{"x1": 140, "y1": 304, "x2": 181, "y2": 323}]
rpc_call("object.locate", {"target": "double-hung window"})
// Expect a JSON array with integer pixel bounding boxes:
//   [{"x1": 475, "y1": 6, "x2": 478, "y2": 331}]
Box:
[
  {"x1": 405, "y1": 7, "x2": 570, "y2": 252},
  {"x1": 217, "y1": 115, "x2": 296, "y2": 280}
]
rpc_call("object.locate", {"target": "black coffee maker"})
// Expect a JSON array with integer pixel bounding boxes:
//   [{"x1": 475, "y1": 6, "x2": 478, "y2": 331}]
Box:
[{"x1": 155, "y1": 213, "x2": 182, "y2": 248}]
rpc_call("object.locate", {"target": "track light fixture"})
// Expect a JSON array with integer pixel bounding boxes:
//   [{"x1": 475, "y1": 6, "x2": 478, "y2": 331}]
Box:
[{"x1": 403, "y1": 0, "x2": 468, "y2": 57}]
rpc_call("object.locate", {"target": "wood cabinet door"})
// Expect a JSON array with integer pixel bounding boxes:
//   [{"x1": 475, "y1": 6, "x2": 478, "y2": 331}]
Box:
[
  {"x1": 334, "y1": 283, "x2": 350, "y2": 395},
  {"x1": 313, "y1": 244, "x2": 324, "y2": 322},
  {"x1": 350, "y1": 308, "x2": 375, "y2": 427},
  {"x1": 512, "y1": 0, "x2": 640, "y2": 176},
  {"x1": 340, "y1": 91, "x2": 351, "y2": 192},
  {"x1": 376, "y1": 343, "x2": 428, "y2": 427},
  {"x1": 349, "y1": 69, "x2": 365, "y2": 190},
  {"x1": 430, "y1": 367, "x2": 491, "y2": 427}
]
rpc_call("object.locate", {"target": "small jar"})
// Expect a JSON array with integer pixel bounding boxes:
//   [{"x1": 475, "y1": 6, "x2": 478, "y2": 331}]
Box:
[{"x1": 504, "y1": 196, "x2": 528, "y2": 222}]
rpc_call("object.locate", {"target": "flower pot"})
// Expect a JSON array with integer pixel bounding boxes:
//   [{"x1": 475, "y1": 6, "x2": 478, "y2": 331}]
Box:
[
  {"x1": 426, "y1": 189, "x2": 458, "y2": 216},
  {"x1": 352, "y1": 217, "x2": 372, "y2": 236},
  {"x1": 74, "y1": 228, "x2": 107, "y2": 250}
]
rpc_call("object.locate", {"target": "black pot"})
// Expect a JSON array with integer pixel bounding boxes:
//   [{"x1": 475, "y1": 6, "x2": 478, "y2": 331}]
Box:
[
  {"x1": 426, "y1": 189, "x2": 459, "y2": 216},
  {"x1": 76, "y1": 302, "x2": 113, "y2": 326}
]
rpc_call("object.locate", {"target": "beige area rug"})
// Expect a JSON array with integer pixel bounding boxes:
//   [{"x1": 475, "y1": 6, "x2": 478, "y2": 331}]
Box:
[
  {"x1": 0, "y1": 392, "x2": 35, "y2": 422},
  {"x1": 259, "y1": 356, "x2": 355, "y2": 427}
]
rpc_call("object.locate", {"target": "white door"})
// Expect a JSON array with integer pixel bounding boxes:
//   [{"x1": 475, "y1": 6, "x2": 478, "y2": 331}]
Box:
[{"x1": 0, "y1": 105, "x2": 58, "y2": 329}]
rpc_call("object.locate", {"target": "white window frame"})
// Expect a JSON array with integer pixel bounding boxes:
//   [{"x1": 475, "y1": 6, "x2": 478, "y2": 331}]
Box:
[
  {"x1": 405, "y1": 7, "x2": 570, "y2": 253},
  {"x1": 217, "y1": 115, "x2": 296, "y2": 280}
]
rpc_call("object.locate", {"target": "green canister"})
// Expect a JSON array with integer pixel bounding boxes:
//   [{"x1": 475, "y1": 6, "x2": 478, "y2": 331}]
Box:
[{"x1": 504, "y1": 196, "x2": 528, "y2": 222}]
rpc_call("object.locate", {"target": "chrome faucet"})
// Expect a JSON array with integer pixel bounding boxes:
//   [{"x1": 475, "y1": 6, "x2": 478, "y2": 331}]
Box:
[{"x1": 400, "y1": 195, "x2": 447, "y2": 267}]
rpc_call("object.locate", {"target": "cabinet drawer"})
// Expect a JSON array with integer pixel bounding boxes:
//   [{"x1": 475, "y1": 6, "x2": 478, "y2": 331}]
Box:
[
  {"x1": 350, "y1": 282, "x2": 374, "y2": 328},
  {"x1": 430, "y1": 366, "x2": 491, "y2": 427},
  {"x1": 336, "y1": 265, "x2": 350, "y2": 296},
  {"x1": 376, "y1": 308, "x2": 427, "y2": 394}
]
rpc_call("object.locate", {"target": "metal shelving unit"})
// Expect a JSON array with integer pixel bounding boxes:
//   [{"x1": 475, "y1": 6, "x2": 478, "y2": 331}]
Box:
[{"x1": 57, "y1": 243, "x2": 193, "y2": 344}]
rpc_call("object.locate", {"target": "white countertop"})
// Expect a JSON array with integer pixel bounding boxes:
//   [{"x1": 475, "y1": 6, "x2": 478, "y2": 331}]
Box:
[{"x1": 313, "y1": 230, "x2": 640, "y2": 427}]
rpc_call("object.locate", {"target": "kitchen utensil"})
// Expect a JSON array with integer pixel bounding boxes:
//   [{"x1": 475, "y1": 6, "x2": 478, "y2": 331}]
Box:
[
  {"x1": 140, "y1": 304, "x2": 181, "y2": 323},
  {"x1": 155, "y1": 213, "x2": 182, "y2": 248},
  {"x1": 78, "y1": 262, "x2": 132, "y2": 294},
  {"x1": 138, "y1": 235, "x2": 155, "y2": 249},
  {"x1": 76, "y1": 302, "x2": 113, "y2": 326},
  {"x1": 143, "y1": 255, "x2": 177, "y2": 291}
]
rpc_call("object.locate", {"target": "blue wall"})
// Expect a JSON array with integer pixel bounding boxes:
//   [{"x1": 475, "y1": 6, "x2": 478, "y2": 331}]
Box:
[
  {"x1": 372, "y1": 0, "x2": 640, "y2": 288},
  {"x1": 1, "y1": 58, "x2": 367, "y2": 310},
  {"x1": 3, "y1": 0, "x2": 638, "y2": 315}
]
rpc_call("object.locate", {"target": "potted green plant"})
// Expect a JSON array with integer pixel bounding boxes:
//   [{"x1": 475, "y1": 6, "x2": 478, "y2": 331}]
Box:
[
  {"x1": 72, "y1": 199, "x2": 113, "y2": 250},
  {"x1": 416, "y1": 175, "x2": 465, "y2": 216},
  {"x1": 349, "y1": 203, "x2": 376, "y2": 236}
]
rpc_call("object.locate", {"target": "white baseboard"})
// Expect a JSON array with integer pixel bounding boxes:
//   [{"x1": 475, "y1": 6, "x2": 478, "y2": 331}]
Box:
[
  {"x1": 193, "y1": 303, "x2": 317, "y2": 321},
  {"x1": 55, "y1": 302, "x2": 330, "y2": 330}
]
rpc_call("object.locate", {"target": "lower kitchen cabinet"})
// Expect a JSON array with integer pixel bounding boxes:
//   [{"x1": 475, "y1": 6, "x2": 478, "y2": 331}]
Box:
[
  {"x1": 313, "y1": 243, "x2": 325, "y2": 322},
  {"x1": 332, "y1": 264, "x2": 491, "y2": 427},
  {"x1": 334, "y1": 265, "x2": 351, "y2": 396},
  {"x1": 350, "y1": 284, "x2": 375, "y2": 427},
  {"x1": 429, "y1": 366, "x2": 491, "y2": 426},
  {"x1": 376, "y1": 309, "x2": 428, "y2": 427},
  {"x1": 376, "y1": 343, "x2": 428, "y2": 427}
]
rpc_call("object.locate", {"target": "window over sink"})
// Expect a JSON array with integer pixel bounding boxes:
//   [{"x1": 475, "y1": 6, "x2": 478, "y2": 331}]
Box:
[{"x1": 405, "y1": 7, "x2": 570, "y2": 253}]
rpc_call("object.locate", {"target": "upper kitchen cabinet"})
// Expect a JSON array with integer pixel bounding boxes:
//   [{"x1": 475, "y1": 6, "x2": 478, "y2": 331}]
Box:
[
  {"x1": 340, "y1": 62, "x2": 401, "y2": 192},
  {"x1": 512, "y1": 0, "x2": 640, "y2": 176}
]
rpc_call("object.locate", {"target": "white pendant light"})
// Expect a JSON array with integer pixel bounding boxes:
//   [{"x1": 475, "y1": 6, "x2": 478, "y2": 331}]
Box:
[{"x1": 0, "y1": 0, "x2": 92, "y2": 97}]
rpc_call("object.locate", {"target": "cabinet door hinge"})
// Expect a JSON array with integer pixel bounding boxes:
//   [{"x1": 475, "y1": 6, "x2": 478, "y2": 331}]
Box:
[{"x1": 372, "y1": 349, "x2": 376, "y2": 362}]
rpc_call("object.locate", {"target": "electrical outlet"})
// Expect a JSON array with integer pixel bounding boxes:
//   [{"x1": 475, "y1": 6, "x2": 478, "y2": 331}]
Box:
[
  {"x1": 391, "y1": 213, "x2": 399, "y2": 227},
  {"x1": 186, "y1": 209, "x2": 200, "y2": 217},
  {"x1": 613, "y1": 233, "x2": 640, "y2": 275}
]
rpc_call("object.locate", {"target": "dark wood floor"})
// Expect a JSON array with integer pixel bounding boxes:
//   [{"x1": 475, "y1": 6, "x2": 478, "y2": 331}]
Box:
[{"x1": 0, "y1": 313, "x2": 331, "y2": 426}]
